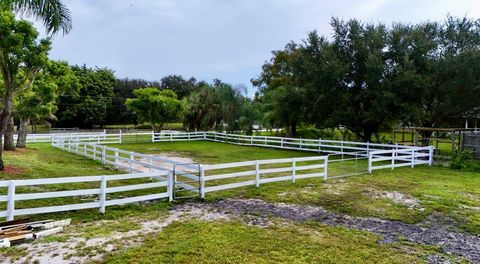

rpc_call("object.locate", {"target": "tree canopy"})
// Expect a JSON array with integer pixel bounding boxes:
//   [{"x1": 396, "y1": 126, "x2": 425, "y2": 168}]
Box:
[{"x1": 125, "y1": 88, "x2": 186, "y2": 132}]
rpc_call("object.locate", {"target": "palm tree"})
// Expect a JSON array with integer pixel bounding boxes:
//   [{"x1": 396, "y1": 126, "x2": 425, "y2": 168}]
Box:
[{"x1": 8, "y1": 0, "x2": 72, "y2": 35}]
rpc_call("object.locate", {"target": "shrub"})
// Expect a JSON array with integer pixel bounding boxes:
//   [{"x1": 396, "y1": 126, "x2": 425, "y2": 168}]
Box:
[{"x1": 451, "y1": 150, "x2": 480, "y2": 172}]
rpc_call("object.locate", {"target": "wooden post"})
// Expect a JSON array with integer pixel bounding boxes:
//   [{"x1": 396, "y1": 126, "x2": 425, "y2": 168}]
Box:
[
  {"x1": 99, "y1": 176, "x2": 107, "y2": 214},
  {"x1": 101, "y1": 146, "x2": 106, "y2": 165},
  {"x1": 7, "y1": 181, "x2": 15, "y2": 221}
]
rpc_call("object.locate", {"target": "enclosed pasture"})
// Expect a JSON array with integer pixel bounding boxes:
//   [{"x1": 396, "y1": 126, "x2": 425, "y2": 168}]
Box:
[{"x1": 0, "y1": 132, "x2": 479, "y2": 263}]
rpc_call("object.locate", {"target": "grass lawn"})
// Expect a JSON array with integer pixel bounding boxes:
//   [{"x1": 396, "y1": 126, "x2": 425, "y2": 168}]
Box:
[
  {"x1": 101, "y1": 220, "x2": 443, "y2": 264},
  {"x1": 0, "y1": 142, "x2": 478, "y2": 263}
]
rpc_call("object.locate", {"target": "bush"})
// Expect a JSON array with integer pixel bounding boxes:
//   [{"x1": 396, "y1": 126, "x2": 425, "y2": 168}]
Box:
[{"x1": 451, "y1": 150, "x2": 480, "y2": 172}]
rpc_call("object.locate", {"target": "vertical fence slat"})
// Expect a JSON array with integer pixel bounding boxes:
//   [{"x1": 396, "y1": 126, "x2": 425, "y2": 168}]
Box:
[
  {"x1": 6, "y1": 181, "x2": 15, "y2": 221},
  {"x1": 255, "y1": 160, "x2": 260, "y2": 187},
  {"x1": 99, "y1": 176, "x2": 107, "y2": 214}
]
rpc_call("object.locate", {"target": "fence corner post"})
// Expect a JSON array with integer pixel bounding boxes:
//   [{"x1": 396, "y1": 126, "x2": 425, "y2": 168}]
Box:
[
  {"x1": 292, "y1": 158, "x2": 296, "y2": 183},
  {"x1": 99, "y1": 176, "x2": 107, "y2": 214},
  {"x1": 200, "y1": 166, "x2": 205, "y2": 199},
  {"x1": 6, "y1": 181, "x2": 15, "y2": 221},
  {"x1": 255, "y1": 160, "x2": 260, "y2": 187}
]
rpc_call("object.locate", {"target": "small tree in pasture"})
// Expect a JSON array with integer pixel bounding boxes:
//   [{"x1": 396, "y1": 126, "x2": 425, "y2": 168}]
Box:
[{"x1": 126, "y1": 88, "x2": 186, "y2": 132}]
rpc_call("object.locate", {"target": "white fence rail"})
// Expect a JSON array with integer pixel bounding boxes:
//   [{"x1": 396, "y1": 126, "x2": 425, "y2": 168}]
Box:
[
  {"x1": 200, "y1": 156, "x2": 328, "y2": 197},
  {"x1": 13, "y1": 131, "x2": 107, "y2": 143},
  {"x1": 0, "y1": 171, "x2": 172, "y2": 221},
  {"x1": 368, "y1": 147, "x2": 433, "y2": 173},
  {"x1": 152, "y1": 132, "x2": 414, "y2": 156}
]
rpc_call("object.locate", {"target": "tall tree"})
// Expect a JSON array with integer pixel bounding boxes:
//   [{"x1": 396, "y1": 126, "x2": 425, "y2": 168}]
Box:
[
  {"x1": 160, "y1": 75, "x2": 198, "y2": 99},
  {"x1": 55, "y1": 66, "x2": 115, "y2": 128},
  {"x1": 0, "y1": 10, "x2": 50, "y2": 164}
]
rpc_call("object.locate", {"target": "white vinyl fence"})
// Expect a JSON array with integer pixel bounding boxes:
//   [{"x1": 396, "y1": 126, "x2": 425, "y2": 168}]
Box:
[
  {"x1": 0, "y1": 171, "x2": 172, "y2": 221},
  {"x1": 0, "y1": 131, "x2": 434, "y2": 220},
  {"x1": 200, "y1": 156, "x2": 328, "y2": 198},
  {"x1": 12, "y1": 131, "x2": 108, "y2": 143},
  {"x1": 368, "y1": 147, "x2": 433, "y2": 173}
]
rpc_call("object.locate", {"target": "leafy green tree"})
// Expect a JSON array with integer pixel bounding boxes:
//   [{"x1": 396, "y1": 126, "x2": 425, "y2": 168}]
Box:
[
  {"x1": 15, "y1": 61, "x2": 80, "y2": 147},
  {"x1": 106, "y1": 78, "x2": 161, "y2": 126},
  {"x1": 126, "y1": 88, "x2": 186, "y2": 132},
  {"x1": 0, "y1": 10, "x2": 50, "y2": 166},
  {"x1": 160, "y1": 75, "x2": 198, "y2": 99},
  {"x1": 55, "y1": 65, "x2": 115, "y2": 128}
]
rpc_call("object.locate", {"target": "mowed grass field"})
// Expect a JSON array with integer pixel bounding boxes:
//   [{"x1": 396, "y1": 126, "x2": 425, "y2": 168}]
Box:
[{"x1": 0, "y1": 142, "x2": 479, "y2": 263}]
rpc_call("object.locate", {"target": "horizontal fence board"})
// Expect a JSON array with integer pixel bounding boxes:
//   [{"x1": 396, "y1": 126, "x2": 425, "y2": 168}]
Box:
[
  {"x1": 105, "y1": 193, "x2": 169, "y2": 206},
  {"x1": 203, "y1": 180, "x2": 257, "y2": 193},
  {"x1": 14, "y1": 202, "x2": 100, "y2": 216}
]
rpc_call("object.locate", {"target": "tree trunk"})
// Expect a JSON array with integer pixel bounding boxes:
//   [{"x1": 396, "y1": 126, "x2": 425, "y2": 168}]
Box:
[
  {"x1": 287, "y1": 122, "x2": 297, "y2": 138},
  {"x1": 0, "y1": 93, "x2": 16, "y2": 169},
  {"x1": 16, "y1": 117, "x2": 30, "y2": 148},
  {"x1": 4, "y1": 116, "x2": 15, "y2": 151}
]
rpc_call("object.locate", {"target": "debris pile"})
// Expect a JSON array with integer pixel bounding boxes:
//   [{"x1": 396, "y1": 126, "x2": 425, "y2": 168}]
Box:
[{"x1": 0, "y1": 218, "x2": 70, "y2": 248}]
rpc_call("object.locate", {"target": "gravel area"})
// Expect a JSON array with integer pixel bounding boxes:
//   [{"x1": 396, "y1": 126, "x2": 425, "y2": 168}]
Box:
[{"x1": 199, "y1": 199, "x2": 480, "y2": 263}]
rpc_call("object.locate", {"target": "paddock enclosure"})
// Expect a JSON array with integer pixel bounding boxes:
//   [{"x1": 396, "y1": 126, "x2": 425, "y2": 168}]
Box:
[{"x1": 0, "y1": 131, "x2": 433, "y2": 220}]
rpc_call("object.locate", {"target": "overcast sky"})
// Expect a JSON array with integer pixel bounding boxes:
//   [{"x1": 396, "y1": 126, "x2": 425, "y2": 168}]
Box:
[{"x1": 38, "y1": 0, "x2": 480, "y2": 96}]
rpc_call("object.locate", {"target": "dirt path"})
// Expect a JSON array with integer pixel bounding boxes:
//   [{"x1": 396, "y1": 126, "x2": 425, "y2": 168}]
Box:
[{"x1": 199, "y1": 199, "x2": 480, "y2": 263}]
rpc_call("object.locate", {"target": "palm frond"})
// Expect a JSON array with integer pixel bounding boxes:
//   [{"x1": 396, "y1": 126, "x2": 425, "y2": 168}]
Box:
[{"x1": 12, "y1": 0, "x2": 72, "y2": 35}]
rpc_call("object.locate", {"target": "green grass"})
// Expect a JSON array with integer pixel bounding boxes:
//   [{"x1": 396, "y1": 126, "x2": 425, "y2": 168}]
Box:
[
  {"x1": 111, "y1": 141, "x2": 318, "y2": 164},
  {"x1": 102, "y1": 220, "x2": 445, "y2": 264},
  {"x1": 114, "y1": 141, "x2": 480, "y2": 234},
  {"x1": 0, "y1": 141, "x2": 478, "y2": 262},
  {"x1": 0, "y1": 144, "x2": 170, "y2": 223}
]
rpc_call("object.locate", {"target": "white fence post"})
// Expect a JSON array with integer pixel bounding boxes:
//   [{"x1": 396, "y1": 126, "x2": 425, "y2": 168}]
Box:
[
  {"x1": 7, "y1": 181, "x2": 15, "y2": 221},
  {"x1": 368, "y1": 152, "x2": 373, "y2": 174},
  {"x1": 255, "y1": 160, "x2": 260, "y2": 187},
  {"x1": 101, "y1": 146, "x2": 106, "y2": 165},
  {"x1": 411, "y1": 149, "x2": 415, "y2": 168},
  {"x1": 292, "y1": 158, "x2": 296, "y2": 183},
  {"x1": 119, "y1": 129, "x2": 123, "y2": 143},
  {"x1": 391, "y1": 150, "x2": 395, "y2": 170},
  {"x1": 280, "y1": 138, "x2": 284, "y2": 148},
  {"x1": 114, "y1": 149, "x2": 119, "y2": 169},
  {"x1": 168, "y1": 172, "x2": 174, "y2": 202},
  {"x1": 151, "y1": 131, "x2": 154, "y2": 142},
  {"x1": 200, "y1": 166, "x2": 205, "y2": 199},
  {"x1": 318, "y1": 138, "x2": 321, "y2": 153},
  {"x1": 324, "y1": 157, "x2": 328, "y2": 181},
  {"x1": 99, "y1": 176, "x2": 107, "y2": 214},
  {"x1": 129, "y1": 153, "x2": 134, "y2": 173}
]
